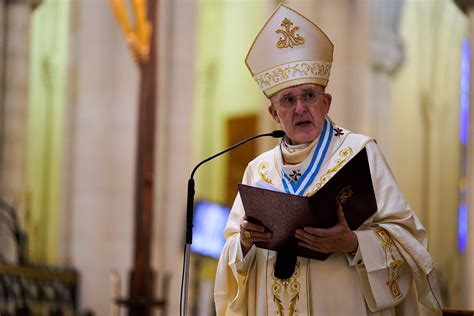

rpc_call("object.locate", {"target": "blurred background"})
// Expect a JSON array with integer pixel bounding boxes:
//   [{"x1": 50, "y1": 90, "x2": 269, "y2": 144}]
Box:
[{"x1": 0, "y1": 0, "x2": 473, "y2": 315}]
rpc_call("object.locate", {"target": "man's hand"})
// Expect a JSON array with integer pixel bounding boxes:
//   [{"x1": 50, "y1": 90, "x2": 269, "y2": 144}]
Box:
[
  {"x1": 240, "y1": 216, "x2": 272, "y2": 256},
  {"x1": 295, "y1": 202, "x2": 358, "y2": 253}
]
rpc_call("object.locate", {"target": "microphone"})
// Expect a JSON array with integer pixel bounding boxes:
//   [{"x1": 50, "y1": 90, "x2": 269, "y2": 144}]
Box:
[
  {"x1": 180, "y1": 130, "x2": 285, "y2": 316},
  {"x1": 188, "y1": 129, "x2": 285, "y2": 184},
  {"x1": 186, "y1": 129, "x2": 285, "y2": 243}
]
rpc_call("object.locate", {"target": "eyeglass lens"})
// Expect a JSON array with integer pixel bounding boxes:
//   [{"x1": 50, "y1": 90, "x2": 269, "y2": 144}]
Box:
[{"x1": 279, "y1": 89, "x2": 320, "y2": 108}]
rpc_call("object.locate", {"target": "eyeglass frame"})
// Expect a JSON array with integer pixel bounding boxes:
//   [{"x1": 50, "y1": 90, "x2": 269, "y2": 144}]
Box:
[{"x1": 271, "y1": 88, "x2": 325, "y2": 109}]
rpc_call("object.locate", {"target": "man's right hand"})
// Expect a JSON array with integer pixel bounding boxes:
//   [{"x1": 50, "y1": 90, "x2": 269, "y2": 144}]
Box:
[{"x1": 239, "y1": 216, "x2": 272, "y2": 256}]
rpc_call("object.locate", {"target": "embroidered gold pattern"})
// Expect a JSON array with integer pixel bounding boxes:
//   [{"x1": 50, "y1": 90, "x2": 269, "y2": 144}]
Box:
[
  {"x1": 272, "y1": 261, "x2": 300, "y2": 316},
  {"x1": 336, "y1": 186, "x2": 353, "y2": 204},
  {"x1": 258, "y1": 162, "x2": 273, "y2": 184},
  {"x1": 255, "y1": 61, "x2": 331, "y2": 90},
  {"x1": 375, "y1": 229, "x2": 404, "y2": 299},
  {"x1": 276, "y1": 18, "x2": 305, "y2": 49},
  {"x1": 306, "y1": 146, "x2": 353, "y2": 196}
]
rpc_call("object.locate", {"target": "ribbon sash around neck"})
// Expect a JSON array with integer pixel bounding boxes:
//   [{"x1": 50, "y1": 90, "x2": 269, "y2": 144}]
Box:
[{"x1": 281, "y1": 118, "x2": 333, "y2": 196}]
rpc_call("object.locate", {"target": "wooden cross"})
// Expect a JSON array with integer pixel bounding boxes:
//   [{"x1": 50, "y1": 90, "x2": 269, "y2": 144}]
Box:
[{"x1": 109, "y1": 1, "x2": 158, "y2": 314}]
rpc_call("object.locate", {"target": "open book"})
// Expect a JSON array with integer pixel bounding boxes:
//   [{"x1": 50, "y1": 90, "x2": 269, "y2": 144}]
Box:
[{"x1": 238, "y1": 148, "x2": 377, "y2": 260}]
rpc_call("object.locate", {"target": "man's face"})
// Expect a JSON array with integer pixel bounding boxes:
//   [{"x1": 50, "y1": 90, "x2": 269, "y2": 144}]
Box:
[{"x1": 268, "y1": 84, "x2": 331, "y2": 145}]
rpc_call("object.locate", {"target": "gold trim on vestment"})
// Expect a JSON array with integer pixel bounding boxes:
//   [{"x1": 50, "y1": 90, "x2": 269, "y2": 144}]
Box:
[
  {"x1": 306, "y1": 146, "x2": 353, "y2": 196},
  {"x1": 375, "y1": 228, "x2": 404, "y2": 300},
  {"x1": 272, "y1": 260, "x2": 301, "y2": 316},
  {"x1": 258, "y1": 162, "x2": 273, "y2": 184}
]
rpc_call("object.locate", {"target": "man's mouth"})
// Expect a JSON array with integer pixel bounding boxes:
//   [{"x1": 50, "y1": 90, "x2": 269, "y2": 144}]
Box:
[{"x1": 295, "y1": 120, "x2": 311, "y2": 127}]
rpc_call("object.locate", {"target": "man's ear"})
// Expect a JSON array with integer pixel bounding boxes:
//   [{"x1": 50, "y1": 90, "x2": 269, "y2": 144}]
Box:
[
  {"x1": 267, "y1": 105, "x2": 281, "y2": 124},
  {"x1": 322, "y1": 93, "x2": 332, "y2": 114}
]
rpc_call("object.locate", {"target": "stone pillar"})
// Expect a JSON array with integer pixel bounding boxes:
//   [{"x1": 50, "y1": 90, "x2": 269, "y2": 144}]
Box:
[
  {"x1": 0, "y1": 0, "x2": 38, "y2": 263},
  {"x1": 152, "y1": 1, "x2": 197, "y2": 314},
  {"x1": 0, "y1": 0, "x2": 5, "y2": 175},
  {"x1": 370, "y1": 0, "x2": 405, "y2": 157},
  {"x1": 0, "y1": 0, "x2": 39, "y2": 207}
]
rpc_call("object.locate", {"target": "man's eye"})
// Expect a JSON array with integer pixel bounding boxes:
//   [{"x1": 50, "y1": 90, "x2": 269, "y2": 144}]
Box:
[
  {"x1": 304, "y1": 91, "x2": 315, "y2": 99},
  {"x1": 306, "y1": 91, "x2": 315, "y2": 98},
  {"x1": 285, "y1": 96, "x2": 296, "y2": 103},
  {"x1": 303, "y1": 91, "x2": 318, "y2": 103}
]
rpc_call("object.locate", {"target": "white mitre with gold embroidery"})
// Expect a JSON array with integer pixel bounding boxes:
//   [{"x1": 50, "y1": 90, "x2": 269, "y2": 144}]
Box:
[{"x1": 245, "y1": 4, "x2": 334, "y2": 97}]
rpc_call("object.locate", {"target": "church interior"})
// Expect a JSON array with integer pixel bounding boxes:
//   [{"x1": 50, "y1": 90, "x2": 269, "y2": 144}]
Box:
[{"x1": 0, "y1": 0, "x2": 473, "y2": 315}]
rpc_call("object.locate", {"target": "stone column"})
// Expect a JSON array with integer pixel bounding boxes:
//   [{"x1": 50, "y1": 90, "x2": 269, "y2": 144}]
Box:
[
  {"x1": 152, "y1": 1, "x2": 197, "y2": 313},
  {"x1": 1, "y1": 0, "x2": 39, "y2": 206},
  {"x1": 370, "y1": 0, "x2": 405, "y2": 157},
  {"x1": 0, "y1": 0, "x2": 39, "y2": 263},
  {"x1": 0, "y1": 1, "x2": 5, "y2": 177},
  {"x1": 0, "y1": 7, "x2": 5, "y2": 264}
]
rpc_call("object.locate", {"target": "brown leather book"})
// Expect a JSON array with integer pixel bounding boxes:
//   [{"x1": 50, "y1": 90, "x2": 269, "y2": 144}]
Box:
[{"x1": 238, "y1": 148, "x2": 377, "y2": 260}]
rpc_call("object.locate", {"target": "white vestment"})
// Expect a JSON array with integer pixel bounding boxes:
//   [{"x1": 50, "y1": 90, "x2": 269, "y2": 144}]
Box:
[{"x1": 214, "y1": 123, "x2": 442, "y2": 316}]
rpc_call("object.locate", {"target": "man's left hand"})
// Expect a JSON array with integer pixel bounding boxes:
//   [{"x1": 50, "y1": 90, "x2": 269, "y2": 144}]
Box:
[{"x1": 295, "y1": 202, "x2": 358, "y2": 253}]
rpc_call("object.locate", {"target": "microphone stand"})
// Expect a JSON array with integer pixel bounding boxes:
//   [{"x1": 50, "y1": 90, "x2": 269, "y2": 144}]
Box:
[{"x1": 180, "y1": 130, "x2": 285, "y2": 316}]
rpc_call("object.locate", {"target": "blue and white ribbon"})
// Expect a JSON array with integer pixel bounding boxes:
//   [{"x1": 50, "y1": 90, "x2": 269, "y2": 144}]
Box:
[{"x1": 281, "y1": 118, "x2": 333, "y2": 196}]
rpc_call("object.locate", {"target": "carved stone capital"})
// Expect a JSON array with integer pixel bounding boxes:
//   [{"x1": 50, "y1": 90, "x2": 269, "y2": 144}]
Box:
[
  {"x1": 371, "y1": 0, "x2": 405, "y2": 75},
  {"x1": 371, "y1": 32, "x2": 404, "y2": 75}
]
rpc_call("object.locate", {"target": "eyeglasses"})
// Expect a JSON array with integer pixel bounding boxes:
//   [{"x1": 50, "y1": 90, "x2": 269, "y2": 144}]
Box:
[{"x1": 272, "y1": 89, "x2": 323, "y2": 109}]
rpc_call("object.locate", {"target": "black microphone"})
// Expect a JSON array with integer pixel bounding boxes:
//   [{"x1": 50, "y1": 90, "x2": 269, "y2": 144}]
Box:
[{"x1": 180, "y1": 130, "x2": 285, "y2": 316}]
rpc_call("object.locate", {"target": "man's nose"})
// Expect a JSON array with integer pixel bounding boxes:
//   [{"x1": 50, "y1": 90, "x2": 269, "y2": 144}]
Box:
[{"x1": 294, "y1": 97, "x2": 306, "y2": 113}]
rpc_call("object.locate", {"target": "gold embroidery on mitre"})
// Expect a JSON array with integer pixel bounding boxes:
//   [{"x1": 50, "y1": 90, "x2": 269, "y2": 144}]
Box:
[
  {"x1": 272, "y1": 260, "x2": 301, "y2": 316},
  {"x1": 375, "y1": 229, "x2": 404, "y2": 299},
  {"x1": 254, "y1": 61, "x2": 331, "y2": 90},
  {"x1": 306, "y1": 146, "x2": 353, "y2": 196},
  {"x1": 258, "y1": 162, "x2": 273, "y2": 184},
  {"x1": 276, "y1": 18, "x2": 305, "y2": 49}
]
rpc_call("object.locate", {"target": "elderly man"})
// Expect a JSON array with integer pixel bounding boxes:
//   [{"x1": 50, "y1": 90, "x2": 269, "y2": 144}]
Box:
[{"x1": 214, "y1": 4, "x2": 442, "y2": 316}]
